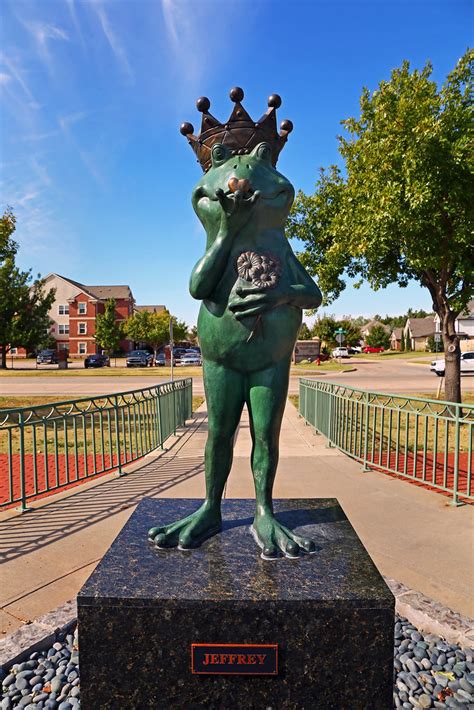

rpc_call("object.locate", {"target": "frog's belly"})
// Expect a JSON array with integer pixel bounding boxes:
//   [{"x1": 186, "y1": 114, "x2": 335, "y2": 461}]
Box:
[{"x1": 198, "y1": 303, "x2": 302, "y2": 372}]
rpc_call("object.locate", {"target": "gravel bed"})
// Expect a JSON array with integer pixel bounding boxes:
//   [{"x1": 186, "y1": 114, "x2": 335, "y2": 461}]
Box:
[{"x1": 1, "y1": 616, "x2": 473, "y2": 708}]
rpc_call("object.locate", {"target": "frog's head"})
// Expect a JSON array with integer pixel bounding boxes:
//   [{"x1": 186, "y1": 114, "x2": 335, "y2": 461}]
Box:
[{"x1": 192, "y1": 142, "x2": 295, "y2": 232}]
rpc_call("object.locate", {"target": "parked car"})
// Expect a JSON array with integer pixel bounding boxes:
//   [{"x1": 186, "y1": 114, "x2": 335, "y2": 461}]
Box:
[
  {"x1": 36, "y1": 349, "x2": 58, "y2": 365},
  {"x1": 177, "y1": 350, "x2": 202, "y2": 366},
  {"x1": 126, "y1": 350, "x2": 153, "y2": 367},
  {"x1": 154, "y1": 353, "x2": 166, "y2": 367},
  {"x1": 332, "y1": 347, "x2": 350, "y2": 358},
  {"x1": 362, "y1": 346, "x2": 385, "y2": 354},
  {"x1": 84, "y1": 353, "x2": 109, "y2": 368},
  {"x1": 431, "y1": 351, "x2": 474, "y2": 377},
  {"x1": 348, "y1": 346, "x2": 362, "y2": 354}
]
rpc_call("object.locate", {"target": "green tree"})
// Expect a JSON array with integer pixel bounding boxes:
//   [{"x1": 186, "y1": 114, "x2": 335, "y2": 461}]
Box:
[
  {"x1": 311, "y1": 314, "x2": 338, "y2": 348},
  {"x1": 400, "y1": 330, "x2": 405, "y2": 352},
  {"x1": 0, "y1": 208, "x2": 56, "y2": 368},
  {"x1": 366, "y1": 324, "x2": 390, "y2": 349},
  {"x1": 125, "y1": 310, "x2": 187, "y2": 362},
  {"x1": 95, "y1": 299, "x2": 123, "y2": 358},
  {"x1": 298, "y1": 323, "x2": 312, "y2": 340},
  {"x1": 288, "y1": 50, "x2": 474, "y2": 402}
]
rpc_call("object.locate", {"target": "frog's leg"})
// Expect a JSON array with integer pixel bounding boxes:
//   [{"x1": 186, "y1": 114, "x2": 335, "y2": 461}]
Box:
[
  {"x1": 148, "y1": 360, "x2": 245, "y2": 549},
  {"x1": 247, "y1": 358, "x2": 316, "y2": 559}
]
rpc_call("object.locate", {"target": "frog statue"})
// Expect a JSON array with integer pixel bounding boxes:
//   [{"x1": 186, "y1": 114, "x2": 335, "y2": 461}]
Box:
[{"x1": 148, "y1": 88, "x2": 322, "y2": 558}]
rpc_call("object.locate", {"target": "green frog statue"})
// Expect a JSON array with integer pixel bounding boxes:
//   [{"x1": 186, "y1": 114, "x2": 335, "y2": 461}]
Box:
[{"x1": 148, "y1": 88, "x2": 322, "y2": 558}]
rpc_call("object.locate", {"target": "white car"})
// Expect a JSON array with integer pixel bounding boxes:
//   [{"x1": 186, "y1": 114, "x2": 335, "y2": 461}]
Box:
[
  {"x1": 177, "y1": 351, "x2": 202, "y2": 366},
  {"x1": 332, "y1": 347, "x2": 350, "y2": 358},
  {"x1": 431, "y1": 351, "x2": 474, "y2": 376}
]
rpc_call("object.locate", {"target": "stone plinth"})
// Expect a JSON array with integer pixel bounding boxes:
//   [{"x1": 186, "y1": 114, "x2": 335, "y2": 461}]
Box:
[{"x1": 77, "y1": 498, "x2": 394, "y2": 709}]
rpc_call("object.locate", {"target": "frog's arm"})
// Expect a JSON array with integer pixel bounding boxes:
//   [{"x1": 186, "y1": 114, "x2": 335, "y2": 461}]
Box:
[
  {"x1": 189, "y1": 227, "x2": 233, "y2": 300},
  {"x1": 284, "y1": 249, "x2": 322, "y2": 309}
]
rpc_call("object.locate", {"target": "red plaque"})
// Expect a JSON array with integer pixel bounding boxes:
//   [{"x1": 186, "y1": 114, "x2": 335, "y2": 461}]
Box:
[{"x1": 191, "y1": 643, "x2": 278, "y2": 675}]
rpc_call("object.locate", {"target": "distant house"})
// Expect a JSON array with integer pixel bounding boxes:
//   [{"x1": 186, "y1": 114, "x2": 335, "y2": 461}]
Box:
[
  {"x1": 361, "y1": 319, "x2": 390, "y2": 344},
  {"x1": 404, "y1": 316, "x2": 436, "y2": 351},
  {"x1": 390, "y1": 327, "x2": 403, "y2": 351},
  {"x1": 134, "y1": 305, "x2": 166, "y2": 315},
  {"x1": 433, "y1": 299, "x2": 474, "y2": 342}
]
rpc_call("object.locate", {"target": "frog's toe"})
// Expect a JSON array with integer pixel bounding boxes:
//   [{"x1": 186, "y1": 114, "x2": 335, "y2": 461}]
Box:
[
  {"x1": 148, "y1": 526, "x2": 164, "y2": 540},
  {"x1": 262, "y1": 544, "x2": 279, "y2": 559},
  {"x1": 285, "y1": 540, "x2": 300, "y2": 558}
]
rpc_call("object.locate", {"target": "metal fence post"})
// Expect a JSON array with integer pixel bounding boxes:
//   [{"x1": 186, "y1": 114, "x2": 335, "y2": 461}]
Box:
[
  {"x1": 18, "y1": 411, "x2": 28, "y2": 512},
  {"x1": 451, "y1": 403, "x2": 461, "y2": 506},
  {"x1": 326, "y1": 390, "x2": 333, "y2": 448},
  {"x1": 362, "y1": 391, "x2": 371, "y2": 471},
  {"x1": 114, "y1": 394, "x2": 123, "y2": 476}
]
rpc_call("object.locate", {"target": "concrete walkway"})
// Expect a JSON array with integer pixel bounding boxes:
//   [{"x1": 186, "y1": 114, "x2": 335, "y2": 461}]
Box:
[{"x1": 1, "y1": 401, "x2": 473, "y2": 639}]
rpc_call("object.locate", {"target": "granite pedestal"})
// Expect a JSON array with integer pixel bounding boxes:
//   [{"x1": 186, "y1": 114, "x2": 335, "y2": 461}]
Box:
[{"x1": 77, "y1": 498, "x2": 394, "y2": 709}]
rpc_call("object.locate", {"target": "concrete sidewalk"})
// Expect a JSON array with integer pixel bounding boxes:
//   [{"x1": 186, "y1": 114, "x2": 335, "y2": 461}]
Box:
[{"x1": 1, "y1": 401, "x2": 473, "y2": 639}]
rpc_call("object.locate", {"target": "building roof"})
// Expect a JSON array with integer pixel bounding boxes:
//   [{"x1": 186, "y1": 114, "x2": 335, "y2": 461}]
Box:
[
  {"x1": 391, "y1": 327, "x2": 403, "y2": 339},
  {"x1": 44, "y1": 274, "x2": 134, "y2": 302},
  {"x1": 86, "y1": 285, "x2": 133, "y2": 300},
  {"x1": 361, "y1": 319, "x2": 390, "y2": 334},
  {"x1": 407, "y1": 316, "x2": 435, "y2": 338},
  {"x1": 135, "y1": 305, "x2": 166, "y2": 314}
]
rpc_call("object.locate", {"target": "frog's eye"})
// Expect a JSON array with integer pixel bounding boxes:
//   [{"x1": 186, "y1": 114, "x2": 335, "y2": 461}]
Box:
[
  {"x1": 256, "y1": 143, "x2": 272, "y2": 163},
  {"x1": 211, "y1": 144, "x2": 229, "y2": 166}
]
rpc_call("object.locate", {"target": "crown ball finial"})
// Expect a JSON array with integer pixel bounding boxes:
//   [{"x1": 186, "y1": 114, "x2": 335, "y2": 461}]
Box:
[
  {"x1": 180, "y1": 122, "x2": 194, "y2": 136},
  {"x1": 280, "y1": 119, "x2": 293, "y2": 133},
  {"x1": 268, "y1": 94, "x2": 282, "y2": 109},
  {"x1": 196, "y1": 96, "x2": 211, "y2": 113},
  {"x1": 229, "y1": 87, "x2": 244, "y2": 103}
]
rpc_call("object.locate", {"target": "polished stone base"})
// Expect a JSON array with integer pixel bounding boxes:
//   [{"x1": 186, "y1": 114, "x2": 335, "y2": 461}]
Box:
[{"x1": 77, "y1": 498, "x2": 394, "y2": 709}]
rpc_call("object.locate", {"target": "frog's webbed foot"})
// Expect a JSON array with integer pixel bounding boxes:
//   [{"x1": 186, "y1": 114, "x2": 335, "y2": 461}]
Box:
[
  {"x1": 251, "y1": 513, "x2": 317, "y2": 560},
  {"x1": 148, "y1": 503, "x2": 222, "y2": 550}
]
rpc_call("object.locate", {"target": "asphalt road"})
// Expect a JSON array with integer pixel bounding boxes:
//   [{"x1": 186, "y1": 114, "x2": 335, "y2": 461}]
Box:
[{"x1": 1, "y1": 359, "x2": 473, "y2": 398}]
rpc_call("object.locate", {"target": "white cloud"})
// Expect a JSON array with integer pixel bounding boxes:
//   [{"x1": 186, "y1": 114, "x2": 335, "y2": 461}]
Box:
[
  {"x1": 0, "y1": 73, "x2": 12, "y2": 85},
  {"x1": 92, "y1": 3, "x2": 133, "y2": 80},
  {"x1": 23, "y1": 22, "x2": 70, "y2": 74}
]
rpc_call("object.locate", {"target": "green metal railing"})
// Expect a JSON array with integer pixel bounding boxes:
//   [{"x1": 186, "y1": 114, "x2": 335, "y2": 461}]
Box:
[
  {"x1": 299, "y1": 379, "x2": 473, "y2": 505},
  {"x1": 0, "y1": 379, "x2": 192, "y2": 511}
]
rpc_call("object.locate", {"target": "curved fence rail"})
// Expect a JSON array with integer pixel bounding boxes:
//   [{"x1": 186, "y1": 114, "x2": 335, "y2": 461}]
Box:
[
  {"x1": 0, "y1": 378, "x2": 193, "y2": 511},
  {"x1": 299, "y1": 379, "x2": 473, "y2": 505}
]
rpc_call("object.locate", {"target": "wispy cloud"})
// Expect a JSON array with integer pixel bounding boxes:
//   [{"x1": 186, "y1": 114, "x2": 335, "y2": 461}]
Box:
[
  {"x1": 65, "y1": 0, "x2": 86, "y2": 51},
  {"x1": 91, "y1": 2, "x2": 133, "y2": 81},
  {"x1": 58, "y1": 111, "x2": 104, "y2": 187},
  {"x1": 22, "y1": 22, "x2": 70, "y2": 74},
  {"x1": 0, "y1": 51, "x2": 35, "y2": 102}
]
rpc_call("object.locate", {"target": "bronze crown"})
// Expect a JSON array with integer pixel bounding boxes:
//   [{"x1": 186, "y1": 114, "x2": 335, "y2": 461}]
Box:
[{"x1": 180, "y1": 87, "x2": 293, "y2": 172}]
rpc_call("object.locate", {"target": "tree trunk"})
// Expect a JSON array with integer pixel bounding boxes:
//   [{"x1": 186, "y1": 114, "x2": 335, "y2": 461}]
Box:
[
  {"x1": 441, "y1": 311, "x2": 462, "y2": 404},
  {"x1": 1, "y1": 345, "x2": 7, "y2": 369}
]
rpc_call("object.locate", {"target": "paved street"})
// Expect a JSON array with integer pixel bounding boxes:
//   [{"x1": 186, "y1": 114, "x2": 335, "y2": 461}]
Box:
[
  {"x1": 1, "y1": 400, "x2": 472, "y2": 638},
  {"x1": 1, "y1": 359, "x2": 473, "y2": 398}
]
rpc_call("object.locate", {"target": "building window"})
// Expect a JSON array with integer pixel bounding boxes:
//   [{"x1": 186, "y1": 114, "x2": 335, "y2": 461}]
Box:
[
  {"x1": 58, "y1": 343, "x2": 69, "y2": 351},
  {"x1": 58, "y1": 324, "x2": 69, "y2": 335},
  {"x1": 58, "y1": 304, "x2": 69, "y2": 315},
  {"x1": 78, "y1": 302, "x2": 87, "y2": 314},
  {"x1": 79, "y1": 342, "x2": 87, "y2": 355},
  {"x1": 78, "y1": 323, "x2": 86, "y2": 335}
]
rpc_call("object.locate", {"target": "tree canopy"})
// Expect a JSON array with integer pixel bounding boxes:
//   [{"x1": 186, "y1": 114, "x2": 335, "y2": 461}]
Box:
[
  {"x1": 125, "y1": 310, "x2": 187, "y2": 358},
  {"x1": 288, "y1": 50, "x2": 474, "y2": 401},
  {"x1": 365, "y1": 325, "x2": 390, "y2": 349},
  {"x1": 95, "y1": 299, "x2": 123, "y2": 356},
  {"x1": 0, "y1": 209, "x2": 56, "y2": 368}
]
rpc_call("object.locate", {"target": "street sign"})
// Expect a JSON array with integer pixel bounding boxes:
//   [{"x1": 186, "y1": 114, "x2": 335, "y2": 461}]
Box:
[
  {"x1": 434, "y1": 333, "x2": 441, "y2": 343},
  {"x1": 336, "y1": 333, "x2": 344, "y2": 344}
]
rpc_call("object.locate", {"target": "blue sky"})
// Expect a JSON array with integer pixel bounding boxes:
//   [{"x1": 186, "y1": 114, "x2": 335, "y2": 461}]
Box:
[{"x1": 1, "y1": 0, "x2": 471, "y2": 327}]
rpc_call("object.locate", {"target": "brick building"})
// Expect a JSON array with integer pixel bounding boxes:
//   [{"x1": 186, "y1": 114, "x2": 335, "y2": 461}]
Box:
[{"x1": 36, "y1": 274, "x2": 137, "y2": 357}]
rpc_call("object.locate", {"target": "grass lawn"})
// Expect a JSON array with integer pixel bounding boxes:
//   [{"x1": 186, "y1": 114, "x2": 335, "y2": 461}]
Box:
[
  {"x1": 0, "y1": 395, "x2": 205, "y2": 411},
  {"x1": 352, "y1": 351, "x2": 434, "y2": 360},
  {"x1": 0, "y1": 363, "x2": 203, "y2": 378},
  {"x1": 1, "y1": 361, "x2": 353, "y2": 377}
]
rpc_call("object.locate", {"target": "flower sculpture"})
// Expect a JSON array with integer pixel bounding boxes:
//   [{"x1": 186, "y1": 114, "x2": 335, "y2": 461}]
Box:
[{"x1": 236, "y1": 251, "x2": 282, "y2": 340}]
